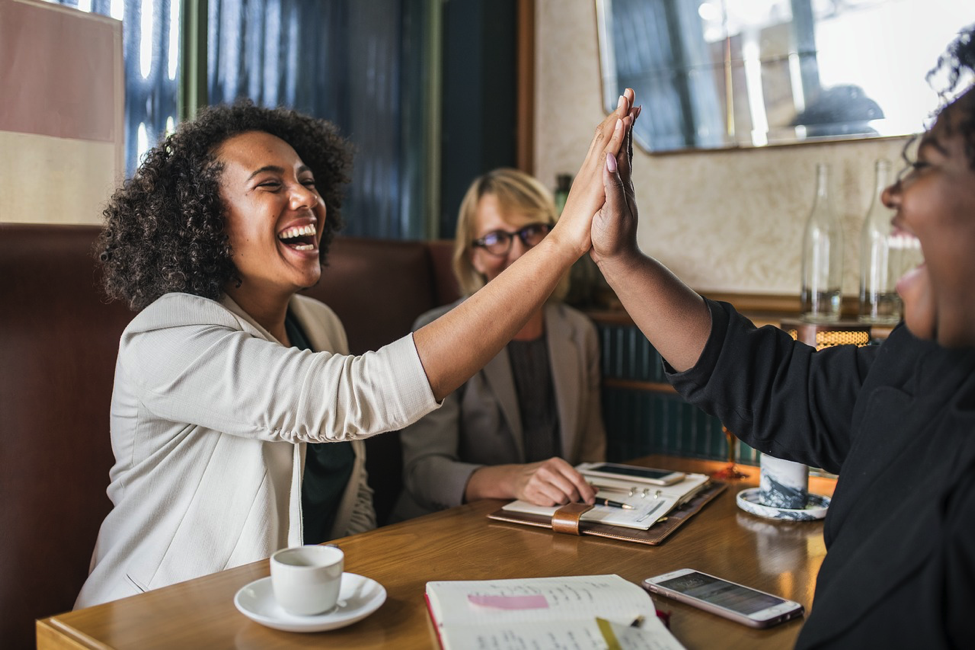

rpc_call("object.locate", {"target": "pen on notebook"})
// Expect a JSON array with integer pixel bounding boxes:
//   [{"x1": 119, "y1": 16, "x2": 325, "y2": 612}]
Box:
[{"x1": 594, "y1": 497, "x2": 634, "y2": 510}]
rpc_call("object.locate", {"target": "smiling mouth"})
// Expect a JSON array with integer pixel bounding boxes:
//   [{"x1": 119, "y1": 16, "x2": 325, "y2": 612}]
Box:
[
  {"x1": 278, "y1": 223, "x2": 318, "y2": 251},
  {"x1": 891, "y1": 223, "x2": 924, "y2": 258}
]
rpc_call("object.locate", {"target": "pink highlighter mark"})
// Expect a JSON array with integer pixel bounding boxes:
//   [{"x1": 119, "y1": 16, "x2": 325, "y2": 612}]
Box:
[{"x1": 468, "y1": 594, "x2": 549, "y2": 610}]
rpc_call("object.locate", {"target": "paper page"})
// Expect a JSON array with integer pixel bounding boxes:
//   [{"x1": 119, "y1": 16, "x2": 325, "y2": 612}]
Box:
[
  {"x1": 440, "y1": 620, "x2": 605, "y2": 650},
  {"x1": 501, "y1": 498, "x2": 673, "y2": 530},
  {"x1": 438, "y1": 616, "x2": 686, "y2": 650},
  {"x1": 597, "y1": 617, "x2": 687, "y2": 650},
  {"x1": 582, "y1": 473, "x2": 710, "y2": 503},
  {"x1": 426, "y1": 575, "x2": 655, "y2": 628}
]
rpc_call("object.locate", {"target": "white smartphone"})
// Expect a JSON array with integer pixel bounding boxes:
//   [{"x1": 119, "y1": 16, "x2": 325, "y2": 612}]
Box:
[
  {"x1": 578, "y1": 462, "x2": 685, "y2": 486},
  {"x1": 642, "y1": 569, "x2": 804, "y2": 629}
]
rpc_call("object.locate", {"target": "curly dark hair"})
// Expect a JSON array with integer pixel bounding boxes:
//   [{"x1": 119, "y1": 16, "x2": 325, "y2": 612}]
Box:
[
  {"x1": 928, "y1": 23, "x2": 975, "y2": 169},
  {"x1": 97, "y1": 101, "x2": 353, "y2": 311}
]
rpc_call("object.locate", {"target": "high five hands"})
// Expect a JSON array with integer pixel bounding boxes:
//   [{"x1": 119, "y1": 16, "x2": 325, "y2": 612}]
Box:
[
  {"x1": 552, "y1": 89, "x2": 638, "y2": 259},
  {"x1": 592, "y1": 89, "x2": 641, "y2": 266}
]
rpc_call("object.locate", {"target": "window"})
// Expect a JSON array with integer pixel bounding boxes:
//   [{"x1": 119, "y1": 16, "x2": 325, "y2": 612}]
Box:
[
  {"x1": 206, "y1": 0, "x2": 433, "y2": 239},
  {"x1": 48, "y1": 0, "x2": 179, "y2": 175},
  {"x1": 47, "y1": 0, "x2": 436, "y2": 238},
  {"x1": 597, "y1": 0, "x2": 972, "y2": 152}
]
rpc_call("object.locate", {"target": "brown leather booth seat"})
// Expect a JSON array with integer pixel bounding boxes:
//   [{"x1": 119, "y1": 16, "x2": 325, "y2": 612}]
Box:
[{"x1": 0, "y1": 223, "x2": 457, "y2": 650}]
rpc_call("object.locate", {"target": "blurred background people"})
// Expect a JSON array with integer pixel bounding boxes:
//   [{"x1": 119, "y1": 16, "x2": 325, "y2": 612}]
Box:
[{"x1": 393, "y1": 169, "x2": 606, "y2": 521}]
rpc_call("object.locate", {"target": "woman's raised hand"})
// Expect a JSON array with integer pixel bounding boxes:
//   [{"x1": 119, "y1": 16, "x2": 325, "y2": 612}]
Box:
[
  {"x1": 549, "y1": 89, "x2": 636, "y2": 257},
  {"x1": 588, "y1": 102, "x2": 712, "y2": 374},
  {"x1": 592, "y1": 101, "x2": 640, "y2": 265},
  {"x1": 410, "y1": 91, "x2": 637, "y2": 403}
]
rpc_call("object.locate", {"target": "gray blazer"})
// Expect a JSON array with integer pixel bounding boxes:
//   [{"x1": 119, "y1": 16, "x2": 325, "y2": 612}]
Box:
[{"x1": 393, "y1": 300, "x2": 606, "y2": 520}]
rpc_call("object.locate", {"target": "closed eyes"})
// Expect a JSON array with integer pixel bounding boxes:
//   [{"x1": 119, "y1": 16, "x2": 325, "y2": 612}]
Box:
[{"x1": 255, "y1": 178, "x2": 316, "y2": 191}]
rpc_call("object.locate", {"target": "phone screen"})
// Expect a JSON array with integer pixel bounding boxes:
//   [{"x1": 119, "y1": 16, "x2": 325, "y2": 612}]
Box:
[
  {"x1": 655, "y1": 572, "x2": 784, "y2": 615},
  {"x1": 588, "y1": 464, "x2": 673, "y2": 480}
]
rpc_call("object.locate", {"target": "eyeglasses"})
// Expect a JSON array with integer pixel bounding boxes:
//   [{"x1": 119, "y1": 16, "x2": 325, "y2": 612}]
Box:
[{"x1": 472, "y1": 223, "x2": 552, "y2": 257}]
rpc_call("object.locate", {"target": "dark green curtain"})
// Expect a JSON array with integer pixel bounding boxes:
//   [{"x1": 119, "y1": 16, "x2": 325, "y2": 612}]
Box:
[
  {"x1": 51, "y1": 0, "x2": 430, "y2": 238},
  {"x1": 208, "y1": 0, "x2": 429, "y2": 238}
]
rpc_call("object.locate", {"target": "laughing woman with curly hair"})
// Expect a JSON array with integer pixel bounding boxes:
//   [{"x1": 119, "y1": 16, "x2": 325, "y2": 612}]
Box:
[{"x1": 76, "y1": 95, "x2": 637, "y2": 608}]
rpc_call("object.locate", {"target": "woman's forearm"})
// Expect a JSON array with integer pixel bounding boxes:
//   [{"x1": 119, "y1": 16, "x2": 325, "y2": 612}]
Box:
[
  {"x1": 415, "y1": 92, "x2": 635, "y2": 401},
  {"x1": 463, "y1": 465, "x2": 518, "y2": 502},
  {"x1": 589, "y1": 116, "x2": 711, "y2": 375},
  {"x1": 414, "y1": 236, "x2": 578, "y2": 401},
  {"x1": 596, "y1": 248, "x2": 711, "y2": 373},
  {"x1": 464, "y1": 458, "x2": 595, "y2": 506}
]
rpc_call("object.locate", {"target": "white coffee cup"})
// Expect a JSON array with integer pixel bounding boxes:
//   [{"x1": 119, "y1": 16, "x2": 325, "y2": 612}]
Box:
[
  {"x1": 759, "y1": 454, "x2": 808, "y2": 510},
  {"x1": 270, "y1": 545, "x2": 344, "y2": 616}
]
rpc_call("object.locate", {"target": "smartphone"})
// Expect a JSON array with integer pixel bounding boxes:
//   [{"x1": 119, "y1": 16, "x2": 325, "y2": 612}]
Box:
[
  {"x1": 578, "y1": 462, "x2": 685, "y2": 486},
  {"x1": 642, "y1": 569, "x2": 804, "y2": 629}
]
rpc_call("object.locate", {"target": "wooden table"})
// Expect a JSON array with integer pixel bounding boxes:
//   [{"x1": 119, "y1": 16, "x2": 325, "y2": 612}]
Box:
[{"x1": 38, "y1": 456, "x2": 836, "y2": 649}]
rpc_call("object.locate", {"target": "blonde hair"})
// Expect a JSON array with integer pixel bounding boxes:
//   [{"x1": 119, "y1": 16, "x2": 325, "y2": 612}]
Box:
[{"x1": 452, "y1": 168, "x2": 570, "y2": 301}]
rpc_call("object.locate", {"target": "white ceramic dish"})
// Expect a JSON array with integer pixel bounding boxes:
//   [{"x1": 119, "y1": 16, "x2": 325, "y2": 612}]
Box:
[
  {"x1": 736, "y1": 487, "x2": 830, "y2": 521},
  {"x1": 234, "y1": 572, "x2": 385, "y2": 633}
]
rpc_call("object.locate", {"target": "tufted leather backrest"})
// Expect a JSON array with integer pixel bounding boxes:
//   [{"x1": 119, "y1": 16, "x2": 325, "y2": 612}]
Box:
[
  {"x1": 0, "y1": 223, "x2": 457, "y2": 649},
  {"x1": 0, "y1": 224, "x2": 131, "y2": 650},
  {"x1": 302, "y1": 236, "x2": 457, "y2": 356}
]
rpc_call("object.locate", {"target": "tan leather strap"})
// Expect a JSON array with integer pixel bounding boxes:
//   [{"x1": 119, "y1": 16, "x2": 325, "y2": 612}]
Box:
[{"x1": 552, "y1": 503, "x2": 593, "y2": 535}]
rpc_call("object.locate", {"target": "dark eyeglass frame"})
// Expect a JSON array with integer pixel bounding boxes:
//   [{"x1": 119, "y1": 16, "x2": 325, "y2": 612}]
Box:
[{"x1": 471, "y1": 223, "x2": 553, "y2": 257}]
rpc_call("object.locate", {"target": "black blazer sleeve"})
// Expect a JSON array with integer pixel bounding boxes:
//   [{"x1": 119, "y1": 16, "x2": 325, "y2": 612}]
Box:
[{"x1": 666, "y1": 299, "x2": 878, "y2": 474}]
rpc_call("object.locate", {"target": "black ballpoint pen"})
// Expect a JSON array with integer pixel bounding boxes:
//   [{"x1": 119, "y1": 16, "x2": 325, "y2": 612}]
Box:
[{"x1": 595, "y1": 497, "x2": 634, "y2": 510}]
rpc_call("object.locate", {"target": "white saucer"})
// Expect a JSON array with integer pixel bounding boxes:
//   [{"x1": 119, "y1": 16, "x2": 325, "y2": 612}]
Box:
[
  {"x1": 234, "y1": 572, "x2": 386, "y2": 633},
  {"x1": 736, "y1": 487, "x2": 830, "y2": 521}
]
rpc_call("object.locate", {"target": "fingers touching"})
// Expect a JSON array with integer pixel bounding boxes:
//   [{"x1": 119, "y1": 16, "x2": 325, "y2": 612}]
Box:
[
  {"x1": 587, "y1": 90, "x2": 635, "y2": 174},
  {"x1": 619, "y1": 104, "x2": 639, "y2": 192}
]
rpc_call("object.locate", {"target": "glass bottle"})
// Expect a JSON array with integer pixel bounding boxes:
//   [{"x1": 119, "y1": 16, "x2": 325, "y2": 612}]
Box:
[
  {"x1": 559, "y1": 172, "x2": 595, "y2": 306},
  {"x1": 858, "y1": 159, "x2": 920, "y2": 323},
  {"x1": 553, "y1": 174, "x2": 572, "y2": 215},
  {"x1": 800, "y1": 163, "x2": 843, "y2": 322}
]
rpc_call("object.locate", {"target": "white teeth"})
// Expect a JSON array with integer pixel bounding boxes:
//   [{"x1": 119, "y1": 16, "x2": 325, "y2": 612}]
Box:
[
  {"x1": 277, "y1": 223, "x2": 317, "y2": 240},
  {"x1": 293, "y1": 244, "x2": 315, "y2": 251}
]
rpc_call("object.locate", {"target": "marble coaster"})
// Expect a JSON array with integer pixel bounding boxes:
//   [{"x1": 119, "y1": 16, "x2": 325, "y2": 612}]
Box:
[{"x1": 737, "y1": 488, "x2": 830, "y2": 521}]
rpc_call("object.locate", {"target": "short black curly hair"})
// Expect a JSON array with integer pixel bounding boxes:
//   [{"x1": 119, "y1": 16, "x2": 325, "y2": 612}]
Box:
[
  {"x1": 928, "y1": 23, "x2": 975, "y2": 169},
  {"x1": 97, "y1": 101, "x2": 353, "y2": 311}
]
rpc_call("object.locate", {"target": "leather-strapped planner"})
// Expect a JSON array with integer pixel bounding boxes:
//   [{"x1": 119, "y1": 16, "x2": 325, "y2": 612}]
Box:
[{"x1": 487, "y1": 480, "x2": 726, "y2": 545}]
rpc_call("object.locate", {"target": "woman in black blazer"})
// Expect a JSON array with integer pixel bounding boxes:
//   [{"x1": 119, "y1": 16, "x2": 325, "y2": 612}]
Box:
[{"x1": 591, "y1": 26, "x2": 975, "y2": 649}]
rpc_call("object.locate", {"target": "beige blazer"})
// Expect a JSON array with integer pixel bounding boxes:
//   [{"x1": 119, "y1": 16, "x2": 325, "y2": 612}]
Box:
[
  {"x1": 393, "y1": 301, "x2": 606, "y2": 520},
  {"x1": 76, "y1": 292, "x2": 438, "y2": 608}
]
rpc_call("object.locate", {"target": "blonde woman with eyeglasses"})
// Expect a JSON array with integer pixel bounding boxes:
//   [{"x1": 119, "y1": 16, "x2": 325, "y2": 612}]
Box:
[{"x1": 392, "y1": 169, "x2": 606, "y2": 521}]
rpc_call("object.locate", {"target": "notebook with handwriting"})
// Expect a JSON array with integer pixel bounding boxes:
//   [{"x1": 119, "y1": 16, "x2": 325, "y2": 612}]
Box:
[{"x1": 425, "y1": 574, "x2": 685, "y2": 649}]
